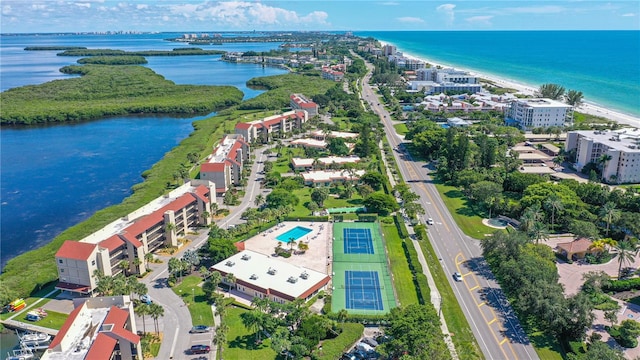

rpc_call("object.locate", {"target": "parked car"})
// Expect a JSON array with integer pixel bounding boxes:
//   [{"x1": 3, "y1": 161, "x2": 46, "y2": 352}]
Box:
[
  {"x1": 426, "y1": 218, "x2": 434, "y2": 225},
  {"x1": 190, "y1": 325, "x2": 211, "y2": 334},
  {"x1": 453, "y1": 272, "x2": 463, "y2": 282},
  {"x1": 362, "y1": 337, "x2": 379, "y2": 347},
  {"x1": 341, "y1": 353, "x2": 357, "y2": 360},
  {"x1": 189, "y1": 345, "x2": 211, "y2": 354},
  {"x1": 140, "y1": 294, "x2": 152, "y2": 304}
]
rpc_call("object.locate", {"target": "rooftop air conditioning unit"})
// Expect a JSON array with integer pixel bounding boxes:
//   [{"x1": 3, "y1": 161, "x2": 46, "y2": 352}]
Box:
[
  {"x1": 225, "y1": 261, "x2": 235, "y2": 267},
  {"x1": 250, "y1": 274, "x2": 258, "y2": 280},
  {"x1": 241, "y1": 254, "x2": 251, "y2": 260},
  {"x1": 268, "y1": 267, "x2": 277, "y2": 275},
  {"x1": 300, "y1": 271, "x2": 309, "y2": 279},
  {"x1": 288, "y1": 276, "x2": 298, "y2": 283}
]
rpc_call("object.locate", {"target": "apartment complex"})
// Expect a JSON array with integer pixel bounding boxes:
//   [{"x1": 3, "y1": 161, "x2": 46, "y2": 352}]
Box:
[
  {"x1": 43, "y1": 296, "x2": 141, "y2": 360},
  {"x1": 290, "y1": 94, "x2": 318, "y2": 117},
  {"x1": 211, "y1": 250, "x2": 330, "y2": 304},
  {"x1": 200, "y1": 134, "x2": 250, "y2": 194},
  {"x1": 302, "y1": 169, "x2": 365, "y2": 187},
  {"x1": 566, "y1": 129, "x2": 640, "y2": 183},
  {"x1": 235, "y1": 110, "x2": 308, "y2": 144},
  {"x1": 505, "y1": 98, "x2": 573, "y2": 130},
  {"x1": 291, "y1": 156, "x2": 361, "y2": 171},
  {"x1": 416, "y1": 68, "x2": 478, "y2": 84},
  {"x1": 321, "y1": 66, "x2": 344, "y2": 82},
  {"x1": 55, "y1": 181, "x2": 216, "y2": 294}
]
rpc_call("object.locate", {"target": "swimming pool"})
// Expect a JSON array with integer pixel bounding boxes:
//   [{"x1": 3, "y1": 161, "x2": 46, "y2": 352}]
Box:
[{"x1": 276, "y1": 226, "x2": 313, "y2": 242}]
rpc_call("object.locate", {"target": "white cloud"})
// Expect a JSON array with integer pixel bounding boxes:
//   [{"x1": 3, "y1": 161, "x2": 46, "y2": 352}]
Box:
[
  {"x1": 136, "y1": 4, "x2": 148, "y2": 10},
  {"x1": 30, "y1": 4, "x2": 46, "y2": 10},
  {"x1": 436, "y1": 3, "x2": 456, "y2": 25},
  {"x1": 74, "y1": 3, "x2": 91, "y2": 9},
  {"x1": 397, "y1": 16, "x2": 424, "y2": 23},
  {"x1": 166, "y1": 1, "x2": 328, "y2": 27},
  {"x1": 622, "y1": 13, "x2": 636, "y2": 17},
  {"x1": 466, "y1": 15, "x2": 493, "y2": 26},
  {"x1": 2, "y1": 5, "x2": 12, "y2": 15}
]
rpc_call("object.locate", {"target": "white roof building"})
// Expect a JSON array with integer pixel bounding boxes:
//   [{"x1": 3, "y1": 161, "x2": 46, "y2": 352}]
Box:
[
  {"x1": 566, "y1": 129, "x2": 640, "y2": 183},
  {"x1": 302, "y1": 170, "x2": 365, "y2": 186},
  {"x1": 505, "y1": 98, "x2": 573, "y2": 130},
  {"x1": 310, "y1": 130, "x2": 359, "y2": 141},
  {"x1": 210, "y1": 250, "x2": 330, "y2": 303},
  {"x1": 291, "y1": 156, "x2": 361, "y2": 170}
]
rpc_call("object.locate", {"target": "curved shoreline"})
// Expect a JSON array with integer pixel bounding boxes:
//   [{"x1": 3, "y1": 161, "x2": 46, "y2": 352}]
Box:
[{"x1": 378, "y1": 40, "x2": 640, "y2": 129}]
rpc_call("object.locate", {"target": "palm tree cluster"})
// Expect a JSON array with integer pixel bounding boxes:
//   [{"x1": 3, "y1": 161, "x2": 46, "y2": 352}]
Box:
[
  {"x1": 93, "y1": 270, "x2": 147, "y2": 297},
  {"x1": 535, "y1": 83, "x2": 584, "y2": 107},
  {"x1": 134, "y1": 302, "x2": 165, "y2": 335}
]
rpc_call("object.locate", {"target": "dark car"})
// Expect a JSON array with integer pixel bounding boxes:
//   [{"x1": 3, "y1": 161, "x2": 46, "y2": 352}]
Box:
[
  {"x1": 189, "y1": 345, "x2": 211, "y2": 354},
  {"x1": 190, "y1": 325, "x2": 211, "y2": 334}
]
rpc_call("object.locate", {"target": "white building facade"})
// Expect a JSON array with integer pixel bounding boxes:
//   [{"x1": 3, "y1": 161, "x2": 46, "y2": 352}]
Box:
[{"x1": 505, "y1": 98, "x2": 573, "y2": 130}]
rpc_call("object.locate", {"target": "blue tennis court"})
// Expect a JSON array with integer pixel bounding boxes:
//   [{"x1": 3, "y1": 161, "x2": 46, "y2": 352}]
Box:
[
  {"x1": 345, "y1": 271, "x2": 384, "y2": 310},
  {"x1": 343, "y1": 228, "x2": 374, "y2": 254}
]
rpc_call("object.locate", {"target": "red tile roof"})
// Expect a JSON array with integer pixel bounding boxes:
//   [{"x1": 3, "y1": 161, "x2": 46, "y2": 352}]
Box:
[
  {"x1": 557, "y1": 238, "x2": 594, "y2": 254},
  {"x1": 55, "y1": 282, "x2": 92, "y2": 293},
  {"x1": 235, "y1": 122, "x2": 253, "y2": 130},
  {"x1": 226, "y1": 158, "x2": 240, "y2": 167},
  {"x1": 193, "y1": 185, "x2": 210, "y2": 203},
  {"x1": 99, "y1": 235, "x2": 125, "y2": 253},
  {"x1": 124, "y1": 193, "x2": 197, "y2": 237},
  {"x1": 121, "y1": 233, "x2": 143, "y2": 249},
  {"x1": 85, "y1": 333, "x2": 117, "y2": 360},
  {"x1": 103, "y1": 306, "x2": 128, "y2": 327},
  {"x1": 108, "y1": 326, "x2": 141, "y2": 345},
  {"x1": 55, "y1": 240, "x2": 97, "y2": 261},
  {"x1": 201, "y1": 162, "x2": 227, "y2": 172},
  {"x1": 48, "y1": 303, "x2": 85, "y2": 350}
]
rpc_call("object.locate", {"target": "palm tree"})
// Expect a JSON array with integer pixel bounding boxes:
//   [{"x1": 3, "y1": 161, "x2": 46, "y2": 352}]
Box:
[
  {"x1": 614, "y1": 240, "x2": 640, "y2": 279},
  {"x1": 254, "y1": 194, "x2": 265, "y2": 208},
  {"x1": 337, "y1": 309, "x2": 348, "y2": 323},
  {"x1": 134, "y1": 302, "x2": 150, "y2": 334},
  {"x1": 544, "y1": 194, "x2": 564, "y2": 231},
  {"x1": 119, "y1": 260, "x2": 130, "y2": 276},
  {"x1": 528, "y1": 222, "x2": 550, "y2": 245},
  {"x1": 144, "y1": 252, "x2": 154, "y2": 271},
  {"x1": 597, "y1": 154, "x2": 612, "y2": 179},
  {"x1": 599, "y1": 202, "x2": 620, "y2": 236},
  {"x1": 520, "y1": 204, "x2": 544, "y2": 233},
  {"x1": 210, "y1": 202, "x2": 219, "y2": 218},
  {"x1": 288, "y1": 239, "x2": 297, "y2": 254},
  {"x1": 223, "y1": 273, "x2": 236, "y2": 294},
  {"x1": 214, "y1": 322, "x2": 229, "y2": 352},
  {"x1": 565, "y1": 90, "x2": 584, "y2": 107},
  {"x1": 241, "y1": 310, "x2": 267, "y2": 342},
  {"x1": 535, "y1": 83, "x2": 565, "y2": 100},
  {"x1": 148, "y1": 303, "x2": 165, "y2": 335},
  {"x1": 297, "y1": 242, "x2": 309, "y2": 254},
  {"x1": 131, "y1": 258, "x2": 142, "y2": 274}
]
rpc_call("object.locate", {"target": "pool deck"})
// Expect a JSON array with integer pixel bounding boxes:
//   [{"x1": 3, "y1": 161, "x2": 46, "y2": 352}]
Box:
[{"x1": 241, "y1": 221, "x2": 333, "y2": 275}]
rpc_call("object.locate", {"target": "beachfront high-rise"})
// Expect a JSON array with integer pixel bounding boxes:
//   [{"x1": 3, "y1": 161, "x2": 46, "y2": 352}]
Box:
[
  {"x1": 566, "y1": 129, "x2": 640, "y2": 184},
  {"x1": 505, "y1": 98, "x2": 573, "y2": 130}
]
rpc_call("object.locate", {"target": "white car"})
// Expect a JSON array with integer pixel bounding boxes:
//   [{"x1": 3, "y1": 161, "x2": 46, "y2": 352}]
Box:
[
  {"x1": 427, "y1": 218, "x2": 434, "y2": 225},
  {"x1": 453, "y1": 272, "x2": 463, "y2": 282}
]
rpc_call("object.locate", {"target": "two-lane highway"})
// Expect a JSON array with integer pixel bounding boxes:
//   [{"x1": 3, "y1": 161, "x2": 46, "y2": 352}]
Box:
[{"x1": 359, "y1": 61, "x2": 539, "y2": 359}]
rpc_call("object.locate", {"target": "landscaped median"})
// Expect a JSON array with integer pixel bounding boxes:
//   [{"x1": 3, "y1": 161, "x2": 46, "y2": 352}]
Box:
[{"x1": 171, "y1": 275, "x2": 214, "y2": 326}]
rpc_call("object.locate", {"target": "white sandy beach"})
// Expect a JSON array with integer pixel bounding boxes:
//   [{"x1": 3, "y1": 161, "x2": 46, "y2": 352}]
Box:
[{"x1": 378, "y1": 41, "x2": 640, "y2": 129}]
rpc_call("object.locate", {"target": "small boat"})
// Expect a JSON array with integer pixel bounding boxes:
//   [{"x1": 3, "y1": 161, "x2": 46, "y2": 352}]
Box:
[
  {"x1": 18, "y1": 331, "x2": 51, "y2": 348},
  {"x1": 6, "y1": 347, "x2": 37, "y2": 360}
]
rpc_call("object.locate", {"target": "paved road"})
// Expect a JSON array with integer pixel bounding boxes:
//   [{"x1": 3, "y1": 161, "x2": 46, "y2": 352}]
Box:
[
  {"x1": 359, "y1": 60, "x2": 539, "y2": 360},
  {"x1": 139, "y1": 145, "x2": 272, "y2": 359}
]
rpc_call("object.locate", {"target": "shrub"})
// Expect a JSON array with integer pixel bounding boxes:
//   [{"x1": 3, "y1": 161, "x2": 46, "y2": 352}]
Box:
[{"x1": 603, "y1": 278, "x2": 640, "y2": 293}]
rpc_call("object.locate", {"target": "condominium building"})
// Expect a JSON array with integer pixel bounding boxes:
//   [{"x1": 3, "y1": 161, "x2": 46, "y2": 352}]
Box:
[
  {"x1": 291, "y1": 156, "x2": 361, "y2": 171},
  {"x1": 43, "y1": 296, "x2": 142, "y2": 360},
  {"x1": 505, "y1": 98, "x2": 573, "y2": 130},
  {"x1": 321, "y1": 66, "x2": 344, "y2": 82},
  {"x1": 416, "y1": 67, "x2": 478, "y2": 84},
  {"x1": 235, "y1": 110, "x2": 308, "y2": 144},
  {"x1": 200, "y1": 134, "x2": 250, "y2": 194},
  {"x1": 382, "y1": 44, "x2": 396, "y2": 56},
  {"x1": 565, "y1": 129, "x2": 640, "y2": 183},
  {"x1": 55, "y1": 180, "x2": 216, "y2": 294},
  {"x1": 302, "y1": 169, "x2": 365, "y2": 187},
  {"x1": 290, "y1": 94, "x2": 318, "y2": 117},
  {"x1": 211, "y1": 250, "x2": 330, "y2": 304},
  {"x1": 408, "y1": 81, "x2": 482, "y2": 95}
]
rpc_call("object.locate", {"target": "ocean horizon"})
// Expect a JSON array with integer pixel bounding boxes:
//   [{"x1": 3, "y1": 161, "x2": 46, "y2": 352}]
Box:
[{"x1": 356, "y1": 30, "x2": 640, "y2": 118}]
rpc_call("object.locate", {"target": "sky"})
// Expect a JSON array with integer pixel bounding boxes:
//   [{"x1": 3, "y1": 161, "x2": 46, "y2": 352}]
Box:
[{"x1": 1, "y1": 0, "x2": 639, "y2": 33}]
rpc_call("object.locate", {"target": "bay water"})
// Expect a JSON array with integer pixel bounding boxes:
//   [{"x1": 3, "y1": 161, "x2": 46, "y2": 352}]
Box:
[{"x1": 0, "y1": 33, "x2": 287, "y2": 268}]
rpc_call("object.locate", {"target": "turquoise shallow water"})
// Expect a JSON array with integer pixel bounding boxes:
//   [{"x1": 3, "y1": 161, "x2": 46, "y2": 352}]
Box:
[{"x1": 357, "y1": 31, "x2": 640, "y2": 117}]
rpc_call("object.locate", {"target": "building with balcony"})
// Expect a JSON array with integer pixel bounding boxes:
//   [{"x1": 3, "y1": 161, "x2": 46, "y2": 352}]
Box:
[
  {"x1": 235, "y1": 110, "x2": 308, "y2": 144},
  {"x1": 505, "y1": 98, "x2": 573, "y2": 130},
  {"x1": 321, "y1": 67, "x2": 344, "y2": 82},
  {"x1": 43, "y1": 296, "x2": 142, "y2": 360},
  {"x1": 565, "y1": 129, "x2": 640, "y2": 183},
  {"x1": 55, "y1": 181, "x2": 216, "y2": 295},
  {"x1": 301, "y1": 169, "x2": 365, "y2": 187},
  {"x1": 200, "y1": 134, "x2": 250, "y2": 194}
]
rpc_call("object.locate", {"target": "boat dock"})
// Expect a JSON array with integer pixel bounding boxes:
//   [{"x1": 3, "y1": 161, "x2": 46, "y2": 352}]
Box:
[{"x1": 1, "y1": 319, "x2": 58, "y2": 336}]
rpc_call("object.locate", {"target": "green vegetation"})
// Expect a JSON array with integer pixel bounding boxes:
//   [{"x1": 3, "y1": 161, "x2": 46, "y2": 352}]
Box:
[
  {"x1": 433, "y1": 182, "x2": 493, "y2": 239},
  {"x1": 224, "y1": 306, "x2": 277, "y2": 359},
  {"x1": 15, "y1": 310, "x2": 68, "y2": 330},
  {"x1": 242, "y1": 73, "x2": 336, "y2": 110},
  {"x1": 393, "y1": 123, "x2": 408, "y2": 135},
  {"x1": 172, "y1": 275, "x2": 214, "y2": 326},
  {"x1": 1, "y1": 65, "x2": 243, "y2": 124},
  {"x1": 77, "y1": 56, "x2": 148, "y2": 65},
  {"x1": 381, "y1": 222, "x2": 420, "y2": 306},
  {"x1": 314, "y1": 322, "x2": 364, "y2": 360},
  {"x1": 58, "y1": 48, "x2": 225, "y2": 56}
]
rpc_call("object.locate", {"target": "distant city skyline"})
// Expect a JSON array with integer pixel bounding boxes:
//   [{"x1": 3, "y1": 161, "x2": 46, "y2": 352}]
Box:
[{"x1": 1, "y1": 0, "x2": 638, "y2": 34}]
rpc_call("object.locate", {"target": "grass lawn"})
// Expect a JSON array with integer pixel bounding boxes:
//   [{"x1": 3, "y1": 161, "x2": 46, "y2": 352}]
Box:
[
  {"x1": 393, "y1": 123, "x2": 408, "y2": 135},
  {"x1": 224, "y1": 306, "x2": 277, "y2": 360},
  {"x1": 14, "y1": 310, "x2": 68, "y2": 330},
  {"x1": 1, "y1": 287, "x2": 60, "y2": 321},
  {"x1": 521, "y1": 321, "x2": 565, "y2": 360},
  {"x1": 432, "y1": 181, "x2": 493, "y2": 239},
  {"x1": 314, "y1": 322, "x2": 364, "y2": 360},
  {"x1": 171, "y1": 275, "x2": 214, "y2": 326},
  {"x1": 288, "y1": 187, "x2": 364, "y2": 218},
  {"x1": 417, "y1": 240, "x2": 484, "y2": 360},
  {"x1": 381, "y1": 223, "x2": 419, "y2": 307}
]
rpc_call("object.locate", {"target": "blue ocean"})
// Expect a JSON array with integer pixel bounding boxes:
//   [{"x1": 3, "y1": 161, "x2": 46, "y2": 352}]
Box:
[{"x1": 357, "y1": 31, "x2": 640, "y2": 117}]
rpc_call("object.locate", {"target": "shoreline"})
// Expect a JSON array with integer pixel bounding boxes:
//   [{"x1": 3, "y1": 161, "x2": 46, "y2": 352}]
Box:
[{"x1": 378, "y1": 40, "x2": 640, "y2": 129}]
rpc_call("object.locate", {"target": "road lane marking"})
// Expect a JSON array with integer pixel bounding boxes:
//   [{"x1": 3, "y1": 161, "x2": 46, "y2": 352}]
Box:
[
  {"x1": 469, "y1": 285, "x2": 480, "y2": 291},
  {"x1": 477, "y1": 302, "x2": 486, "y2": 307},
  {"x1": 151, "y1": 268, "x2": 167, "y2": 281},
  {"x1": 170, "y1": 326, "x2": 179, "y2": 359},
  {"x1": 488, "y1": 318, "x2": 497, "y2": 325}
]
